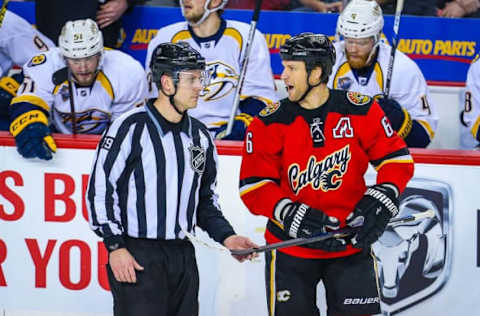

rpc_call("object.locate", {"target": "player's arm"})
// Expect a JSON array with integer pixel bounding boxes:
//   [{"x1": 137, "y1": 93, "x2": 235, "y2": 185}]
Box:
[
  {"x1": 364, "y1": 101, "x2": 415, "y2": 191},
  {"x1": 0, "y1": 71, "x2": 23, "y2": 118},
  {"x1": 3, "y1": 12, "x2": 54, "y2": 67},
  {"x1": 377, "y1": 65, "x2": 437, "y2": 148},
  {"x1": 460, "y1": 59, "x2": 480, "y2": 147},
  {"x1": 346, "y1": 101, "x2": 414, "y2": 248},
  {"x1": 213, "y1": 97, "x2": 268, "y2": 140},
  {"x1": 110, "y1": 58, "x2": 147, "y2": 121},
  {"x1": 9, "y1": 54, "x2": 57, "y2": 160},
  {"x1": 239, "y1": 118, "x2": 288, "y2": 217},
  {"x1": 86, "y1": 122, "x2": 131, "y2": 253},
  {"x1": 377, "y1": 95, "x2": 435, "y2": 148},
  {"x1": 195, "y1": 128, "x2": 236, "y2": 244},
  {"x1": 239, "y1": 118, "x2": 341, "y2": 243}
]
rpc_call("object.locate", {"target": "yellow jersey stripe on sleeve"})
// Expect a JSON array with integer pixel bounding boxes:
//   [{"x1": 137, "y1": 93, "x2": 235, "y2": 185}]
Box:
[
  {"x1": 375, "y1": 155, "x2": 414, "y2": 171},
  {"x1": 239, "y1": 179, "x2": 273, "y2": 197},
  {"x1": 11, "y1": 94, "x2": 50, "y2": 112},
  {"x1": 417, "y1": 119, "x2": 435, "y2": 140}
]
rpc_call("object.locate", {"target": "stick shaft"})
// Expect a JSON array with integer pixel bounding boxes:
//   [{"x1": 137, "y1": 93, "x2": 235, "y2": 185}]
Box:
[
  {"x1": 384, "y1": 0, "x2": 404, "y2": 98},
  {"x1": 225, "y1": 0, "x2": 263, "y2": 135},
  {"x1": 0, "y1": 0, "x2": 10, "y2": 28},
  {"x1": 67, "y1": 70, "x2": 77, "y2": 134},
  {"x1": 231, "y1": 209, "x2": 434, "y2": 256}
]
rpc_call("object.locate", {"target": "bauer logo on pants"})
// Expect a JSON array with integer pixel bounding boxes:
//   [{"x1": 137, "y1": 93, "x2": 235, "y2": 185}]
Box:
[{"x1": 371, "y1": 178, "x2": 453, "y2": 315}]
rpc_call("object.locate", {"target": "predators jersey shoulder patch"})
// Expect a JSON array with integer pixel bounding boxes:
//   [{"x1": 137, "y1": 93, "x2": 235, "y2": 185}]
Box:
[
  {"x1": 28, "y1": 54, "x2": 46, "y2": 67},
  {"x1": 259, "y1": 101, "x2": 280, "y2": 117},
  {"x1": 346, "y1": 91, "x2": 371, "y2": 106}
]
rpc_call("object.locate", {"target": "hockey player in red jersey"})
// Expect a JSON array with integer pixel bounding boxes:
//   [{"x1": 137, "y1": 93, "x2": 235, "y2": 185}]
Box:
[{"x1": 239, "y1": 33, "x2": 414, "y2": 316}]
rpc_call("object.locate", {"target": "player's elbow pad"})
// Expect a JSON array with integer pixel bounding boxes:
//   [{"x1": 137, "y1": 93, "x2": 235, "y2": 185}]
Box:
[
  {"x1": 404, "y1": 120, "x2": 432, "y2": 148},
  {"x1": 239, "y1": 97, "x2": 270, "y2": 116}
]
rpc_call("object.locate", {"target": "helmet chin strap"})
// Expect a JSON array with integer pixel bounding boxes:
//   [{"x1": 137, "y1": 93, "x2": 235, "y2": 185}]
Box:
[
  {"x1": 183, "y1": 0, "x2": 222, "y2": 26},
  {"x1": 157, "y1": 72, "x2": 186, "y2": 116},
  {"x1": 158, "y1": 82, "x2": 186, "y2": 116},
  {"x1": 365, "y1": 42, "x2": 380, "y2": 66},
  {"x1": 163, "y1": 86, "x2": 186, "y2": 116},
  {"x1": 296, "y1": 68, "x2": 321, "y2": 104},
  {"x1": 169, "y1": 94, "x2": 186, "y2": 116}
]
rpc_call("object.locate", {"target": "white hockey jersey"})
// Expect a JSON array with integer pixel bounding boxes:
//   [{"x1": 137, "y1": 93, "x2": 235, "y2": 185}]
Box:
[
  {"x1": 328, "y1": 41, "x2": 438, "y2": 142},
  {"x1": 0, "y1": 10, "x2": 54, "y2": 76},
  {"x1": 12, "y1": 48, "x2": 147, "y2": 134},
  {"x1": 460, "y1": 56, "x2": 480, "y2": 149},
  {"x1": 145, "y1": 19, "x2": 278, "y2": 128}
]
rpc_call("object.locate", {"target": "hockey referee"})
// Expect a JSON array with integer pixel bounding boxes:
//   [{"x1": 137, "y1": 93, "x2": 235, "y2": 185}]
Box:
[{"x1": 86, "y1": 42, "x2": 257, "y2": 316}]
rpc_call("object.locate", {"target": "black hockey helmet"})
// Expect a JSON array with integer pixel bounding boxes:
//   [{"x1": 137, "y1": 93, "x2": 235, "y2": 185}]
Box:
[
  {"x1": 280, "y1": 32, "x2": 336, "y2": 82},
  {"x1": 150, "y1": 42, "x2": 206, "y2": 85}
]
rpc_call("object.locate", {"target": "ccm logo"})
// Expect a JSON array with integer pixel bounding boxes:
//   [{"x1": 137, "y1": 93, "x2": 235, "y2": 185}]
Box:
[{"x1": 344, "y1": 297, "x2": 380, "y2": 305}]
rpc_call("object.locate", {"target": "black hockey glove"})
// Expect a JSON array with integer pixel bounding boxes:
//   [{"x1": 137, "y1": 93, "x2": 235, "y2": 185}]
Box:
[
  {"x1": 0, "y1": 72, "x2": 23, "y2": 118},
  {"x1": 275, "y1": 200, "x2": 345, "y2": 251},
  {"x1": 346, "y1": 184, "x2": 399, "y2": 249}
]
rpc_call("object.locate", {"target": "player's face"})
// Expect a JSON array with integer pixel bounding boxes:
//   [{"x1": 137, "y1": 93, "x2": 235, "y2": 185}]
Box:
[
  {"x1": 181, "y1": 0, "x2": 207, "y2": 24},
  {"x1": 281, "y1": 60, "x2": 309, "y2": 102},
  {"x1": 175, "y1": 70, "x2": 208, "y2": 110},
  {"x1": 66, "y1": 54, "x2": 101, "y2": 86},
  {"x1": 344, "y1": 37, "x2": 375, "y2": 69}
]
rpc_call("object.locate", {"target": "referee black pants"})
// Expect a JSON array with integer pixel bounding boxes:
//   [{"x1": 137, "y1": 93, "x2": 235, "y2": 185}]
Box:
[{"x1": 107, "y1": 237, "x2": 199, "y2": 316}]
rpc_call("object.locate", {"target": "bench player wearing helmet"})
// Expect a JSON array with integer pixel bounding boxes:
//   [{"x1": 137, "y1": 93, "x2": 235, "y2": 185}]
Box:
[
  {"x1": 145, "y1": 0, "x2": 278, "y2": 140},
  {"x1": 239, "y1": 32, "x2": 414, "y2": 315},
  {"x1": 9, "y1": 18, "x2": 147, "y2": 160},
  {"x1": 328, "y1": 0, "x2": 438, "y2": 148},
  {"x1": 87, "y1": 41, "x2": 256, "y2": 316}
]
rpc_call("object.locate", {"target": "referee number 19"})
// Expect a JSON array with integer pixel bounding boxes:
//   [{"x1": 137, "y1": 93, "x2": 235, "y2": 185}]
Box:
[{"x1": 245, "y1": 131, "x2": 253, "y2": 153}]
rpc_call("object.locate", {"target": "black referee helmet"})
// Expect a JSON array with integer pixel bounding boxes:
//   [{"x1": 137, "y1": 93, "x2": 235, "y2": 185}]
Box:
[
  {"x1": 280, "y1": 33, "x2": 336, "y2": 83},
  {"x1": 150, "y1": 42, "x2": 206, "y2": 86}
]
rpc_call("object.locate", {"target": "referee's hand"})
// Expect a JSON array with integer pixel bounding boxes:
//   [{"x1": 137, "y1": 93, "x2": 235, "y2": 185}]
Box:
[
  {"x1": 224, "y1": 235, "x2": 259, "y2": 262},
  {"x1": 109, "y1": 248, "x2": 144, "y2": 283}
]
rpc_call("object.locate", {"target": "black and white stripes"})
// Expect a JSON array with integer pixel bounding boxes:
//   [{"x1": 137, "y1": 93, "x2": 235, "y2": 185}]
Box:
[{"x1": 87, "y1": 100, "x2": 235, "y2": 251}]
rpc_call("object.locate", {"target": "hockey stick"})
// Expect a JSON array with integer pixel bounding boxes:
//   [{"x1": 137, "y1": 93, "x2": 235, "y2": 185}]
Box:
[
  {"x1": 230, "y1": 209, "x2": 435, "y2": 256},
  {"x1": 0, "y1": 0, "x2": 10, "y2": 28},
  {"x1": 67, "y1": 69, "x2": 78, "y2": 134},
  {"x1": 384, "y1": 0, "x2": 404, "y2": 98},
  {"x1": 224, "y1": 0, "x2": 263, "y2": 136}
]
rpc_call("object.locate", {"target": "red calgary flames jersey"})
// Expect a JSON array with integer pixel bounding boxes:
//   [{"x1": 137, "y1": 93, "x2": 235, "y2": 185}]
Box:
[{"x1": 239, "y1": 90, "x2": 414, "y2": 259}]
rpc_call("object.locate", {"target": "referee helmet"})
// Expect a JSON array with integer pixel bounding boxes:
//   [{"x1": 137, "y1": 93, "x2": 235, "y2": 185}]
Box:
[{"x1": 150, "y1": 42, "x2": 206, "y2": 88}]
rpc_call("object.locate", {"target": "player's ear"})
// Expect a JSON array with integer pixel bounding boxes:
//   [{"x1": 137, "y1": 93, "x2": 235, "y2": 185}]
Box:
[
  {"x1": 209, "y1": 0, "x2": 222, "y2": 10},
  {"x1": 160, "y1": 74, "x2": 174, "y2": 94},
  {"x1": 309, "y1": 66, "x2": 323, "y2": 85}
]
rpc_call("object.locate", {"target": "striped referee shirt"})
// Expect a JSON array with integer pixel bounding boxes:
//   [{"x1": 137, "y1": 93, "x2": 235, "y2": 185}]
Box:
[{"x1": 86, "y1": 99, "x2": 235, "y2": 252}]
